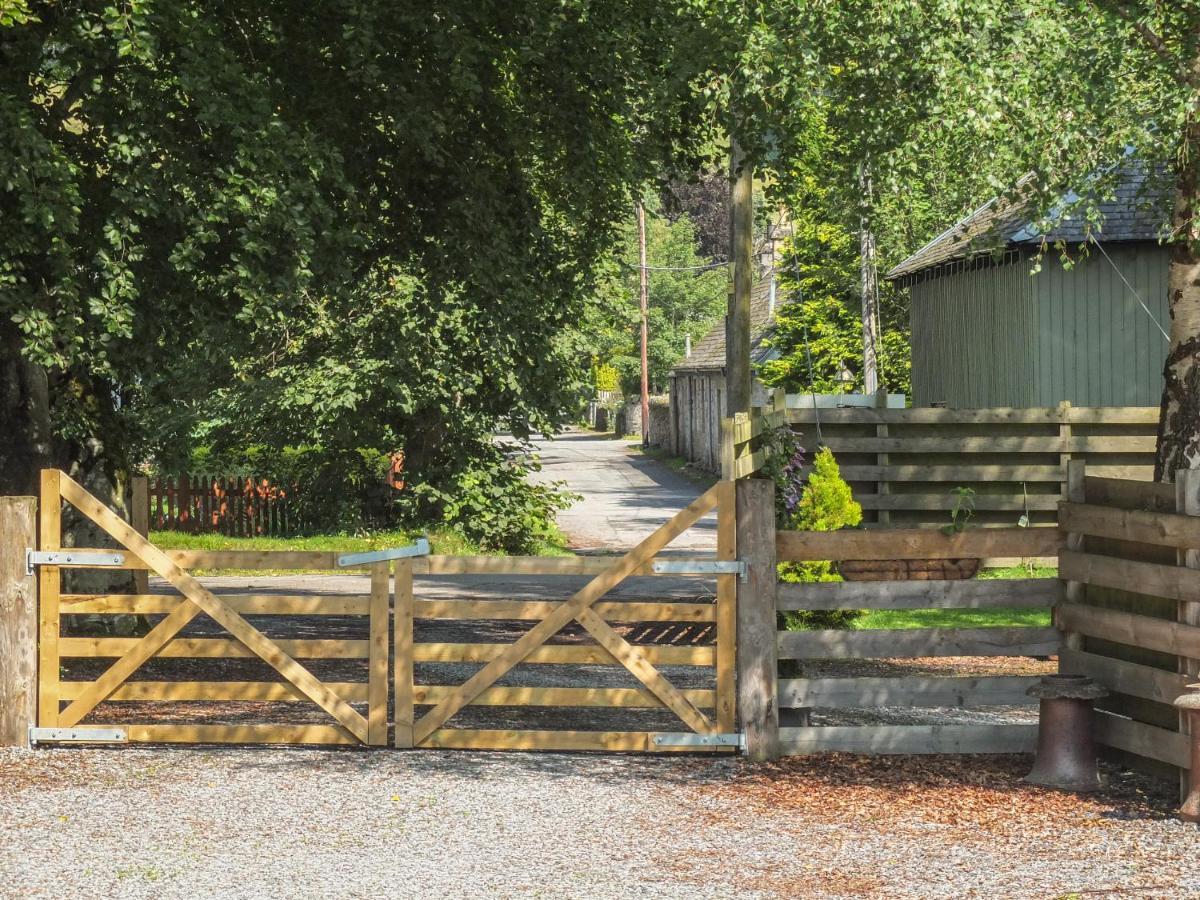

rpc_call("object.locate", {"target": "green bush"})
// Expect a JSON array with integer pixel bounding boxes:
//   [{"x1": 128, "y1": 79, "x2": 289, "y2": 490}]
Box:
[{"x1": 778, "y1": 447, "x2": 865, "y2": 630}]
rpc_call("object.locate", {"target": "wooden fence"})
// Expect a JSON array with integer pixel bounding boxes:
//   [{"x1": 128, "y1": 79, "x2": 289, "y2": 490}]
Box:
[
  {"x1": 140, "y1": 474, "x2": 294, "y2": 537},
  {"x1": 1056, "y1": 463, "x2": 1200, "y2": 791},
  {"x1": 771, "y1": 525, "x2": 1063, "y2": 755},
  {"x1": 770, "y1": 402, "x2": 1158, "y2": 528}
]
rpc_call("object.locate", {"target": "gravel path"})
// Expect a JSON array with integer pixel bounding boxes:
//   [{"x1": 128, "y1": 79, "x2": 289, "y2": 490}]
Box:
[{"x1": 2, "y1": 747, "x2": 1197, "y2": 899}]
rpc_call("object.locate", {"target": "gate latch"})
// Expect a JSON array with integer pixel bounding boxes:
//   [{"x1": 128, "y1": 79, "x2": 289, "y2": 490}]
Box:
[
  {"x1": 26, "y1": 549, "x2": 126, "y2": 575},
  {"x1": 337, "y1": 538, "x2": 431, "y2": 568}
]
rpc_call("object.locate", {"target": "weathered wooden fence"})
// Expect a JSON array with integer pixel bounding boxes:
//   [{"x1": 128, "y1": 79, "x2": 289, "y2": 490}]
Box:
[
  {"x1": 772, "y1": 402, "x2": 1158, "y2": 527},
  {"x1": 772, "y1": 526, "x2": 1063, "y2": 755},
  {"x1": 1056, "y1": 463, "x2": 1200, "y2": 792},
  {"x1": 140, "y1": 474, "x2": 294, "y2": 537}
]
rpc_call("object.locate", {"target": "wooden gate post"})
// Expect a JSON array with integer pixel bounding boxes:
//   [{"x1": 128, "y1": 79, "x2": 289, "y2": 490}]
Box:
[
  {"x1": 1176, "y1": 469, "x2": 1200, "y2": 800},
  {"x1": 0, "y1": 497, "x2": 37, "y2": 747},
  {"x1": 736, "y1": 478, "x2": 779, "y2": 760}
]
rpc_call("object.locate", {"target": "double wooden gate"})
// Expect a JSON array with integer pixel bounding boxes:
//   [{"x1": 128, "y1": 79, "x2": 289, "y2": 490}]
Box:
[{"x1": 35, "y1": 470, "x2": 737, "y2": 752}]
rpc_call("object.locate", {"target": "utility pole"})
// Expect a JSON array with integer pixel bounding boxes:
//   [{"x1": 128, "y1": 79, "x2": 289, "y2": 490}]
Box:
[
  {"x1": 727, "y1": 139, "x2": 754, "y2": 417},
  {"x1": 859, "y1": 165, "x2": 880, "y2": 396},
  {"x1": 637, "y1": 199, "x2": 650, "y2": 447}
]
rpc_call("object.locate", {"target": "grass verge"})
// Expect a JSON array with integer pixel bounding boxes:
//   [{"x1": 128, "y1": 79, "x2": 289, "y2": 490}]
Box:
[
  {"x1": 150, "y1": 524, "x2": 574, "y2": 575},
  {"x1": 625, "y1": 443, "x2": 717, "y2": 486}
]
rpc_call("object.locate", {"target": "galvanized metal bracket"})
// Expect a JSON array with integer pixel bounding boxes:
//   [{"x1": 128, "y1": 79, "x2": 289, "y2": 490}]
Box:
[
  {"x1": 29, "y1": 727, "x2": 128, "y2": 745},
  {"x1": 651, "y1": 732, "x2": 744, "y2": 748},
  {"x1": 337, "y1": 538, "x2": 431, "y2": 568},
  {"x1": 651, "y1": 559, "x2": 747, "y2": 581},
  {"x1": 26, "y1": 549, "x2": 126, "y2": 576}
]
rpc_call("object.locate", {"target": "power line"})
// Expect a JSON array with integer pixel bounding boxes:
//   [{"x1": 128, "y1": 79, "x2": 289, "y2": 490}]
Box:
[
  {"x1": 622, "y1": 261, "x2": 730, "y2": 272},
  {"x1": 1087, "y1": 235, "x2": 1170, "y2": 342}
]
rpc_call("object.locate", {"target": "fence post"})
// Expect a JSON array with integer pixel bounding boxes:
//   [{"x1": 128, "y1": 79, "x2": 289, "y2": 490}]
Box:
[
  {"x1": 874, "y1": 389, "x2": 891, "y2": 526},
  {"x1": 0, "y1": 496, "x2": 37, "y2": 747},
  {"x1": 1176, "y1": 469, "x2": 1200, "y2": 800},
  {"x1": 736, "y1": 477, "x2": 779, "y2": 760},
  {"x1": 1058, "y1": 459, "x2": 1087, "y2": 667},
  {"x1": 720, "y1": 417, "x2": 735, "y2": 482},
  {"x1": 393, "y1": 559, "x2": 415, "y2": 748},
  {"x1": 1057, "y1": 401, "x2": 1073, "y2": 501}
]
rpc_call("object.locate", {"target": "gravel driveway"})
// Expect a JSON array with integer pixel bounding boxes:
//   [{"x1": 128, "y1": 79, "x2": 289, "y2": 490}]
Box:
[{"x1": 3, "y1": 747, "x2": 1197, "y2": 899}]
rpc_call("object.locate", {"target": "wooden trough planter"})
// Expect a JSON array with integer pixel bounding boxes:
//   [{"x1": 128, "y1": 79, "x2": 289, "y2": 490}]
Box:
[{"x1": 838, "y1": 557, "x2": 980, "y2": 581}]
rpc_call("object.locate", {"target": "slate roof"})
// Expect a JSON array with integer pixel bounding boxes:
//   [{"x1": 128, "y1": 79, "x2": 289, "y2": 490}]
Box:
[
  {"x1": 672, "y1": 274, "x2": 788, "y2": 373},
  {"x1": 887, "y1": 161, "x2": 1171, "y2": 280}
]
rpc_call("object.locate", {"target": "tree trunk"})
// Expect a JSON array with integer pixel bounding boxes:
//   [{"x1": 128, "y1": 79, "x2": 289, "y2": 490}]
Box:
[
  {"x1": 0, "y1": 317, "x2": 57, "y2": 496},
  {"x1": 1155, "y1": 115, "x2": 1200, "y2": 481},
  {"x1": 0, "y1": 320, "x2": 137, "y2": 618}
]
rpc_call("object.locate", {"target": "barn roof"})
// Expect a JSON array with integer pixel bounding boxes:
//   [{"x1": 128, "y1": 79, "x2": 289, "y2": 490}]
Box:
[
  {"x1": 887, "y1": 161, "x2": 1170, "y2": 281},
  {"x1": 672, "y1": 275, "x2": 788, "y2": 373}
]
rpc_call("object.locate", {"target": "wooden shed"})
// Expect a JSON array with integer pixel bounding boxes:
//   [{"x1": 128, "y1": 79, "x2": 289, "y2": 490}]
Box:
[
  {"x1": 668, "y1": 275, "x2": 785, "y2": 472},
  {"x1": 887, "y1": 166, "x2": 1171, "y2": 408}
]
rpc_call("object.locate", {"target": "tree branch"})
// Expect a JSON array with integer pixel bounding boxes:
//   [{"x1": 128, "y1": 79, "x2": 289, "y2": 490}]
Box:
[{"x1": 1092, "y1": 0, "x2": 1192, "y2": 86}]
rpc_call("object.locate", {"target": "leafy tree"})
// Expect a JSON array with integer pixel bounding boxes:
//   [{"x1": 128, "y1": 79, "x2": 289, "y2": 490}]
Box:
[
  {"x1": 707, "y1": 0, "x2": 1200, "y2": 480},
  {"x1": 0, "y1": 2, "x2": 720, "y2": 544},
  {"x1": 759, "y1": 176, "x2": 912, "y2": 395},
  {"x1": 572, "y1": 199, "x2": 726, "y2": 396}
]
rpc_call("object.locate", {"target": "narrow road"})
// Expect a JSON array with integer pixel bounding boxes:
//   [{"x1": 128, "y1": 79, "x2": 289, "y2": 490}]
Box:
[{"x1": 528, "y1": 431, "x2": 717, "y2": 553}]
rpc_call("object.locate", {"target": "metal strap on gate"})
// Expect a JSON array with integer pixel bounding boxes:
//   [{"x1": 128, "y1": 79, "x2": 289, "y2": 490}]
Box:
[
  {"x1": 336, "y1": 538, "x2": 431, "y2": 568},
  {"x1": 29, "y1": 727, "x2": 128, "y2": 744},
  {"x1": 651, "y1": 732, "x2": 744, "y2": 748},
  {"x1": 26, "y1": 549, "x2": 126, "y2": 575},
  {"x1": 650, "y1": 559, "x2": 747, "y2": 580}
]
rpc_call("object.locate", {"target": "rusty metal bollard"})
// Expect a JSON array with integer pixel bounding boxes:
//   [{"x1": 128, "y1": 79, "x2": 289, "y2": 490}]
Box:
[
  {"x1": 1173, "y1": 684, "x2": 1200, "y2": 822},
  {"x1": 1025, "y1": 674, "x2": 1108, "y2": 792}
]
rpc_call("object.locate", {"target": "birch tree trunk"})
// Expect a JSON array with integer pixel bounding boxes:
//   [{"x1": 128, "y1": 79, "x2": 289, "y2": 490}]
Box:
[{"x1": 1156, "y1": 113, "x2": 1200, "y2": 481}]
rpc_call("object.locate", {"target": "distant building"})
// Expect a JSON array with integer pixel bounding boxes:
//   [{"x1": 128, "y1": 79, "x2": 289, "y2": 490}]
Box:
[
  {"x1": 887, "y1": 165, "x2": 1171, "y2": 408},
  {"x1": 668, "y1": 276, "x2": 785, "y2": 472}
]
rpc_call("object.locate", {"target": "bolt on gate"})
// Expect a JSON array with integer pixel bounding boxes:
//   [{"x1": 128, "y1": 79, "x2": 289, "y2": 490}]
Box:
[{"x1": 29, "y1": 470, "x2": 744, "y2": 752}]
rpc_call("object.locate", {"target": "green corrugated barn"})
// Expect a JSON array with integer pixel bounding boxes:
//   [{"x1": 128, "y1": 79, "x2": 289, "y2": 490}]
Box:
[{"x1": 887, "y1": 168, "x2": 1171, "y2": 408}]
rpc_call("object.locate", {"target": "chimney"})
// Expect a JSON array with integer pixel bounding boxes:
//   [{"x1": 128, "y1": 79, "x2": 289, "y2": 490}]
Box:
[{"x1": 685, "y1": 333, "x2": 691, "y2": 358}]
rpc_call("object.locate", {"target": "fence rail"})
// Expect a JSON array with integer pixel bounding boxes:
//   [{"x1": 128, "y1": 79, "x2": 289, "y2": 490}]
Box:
[
  {"x1": 1057, "y1": 464, "x2": 1200, "y2": 788},
  {"x1": 767, "y1": 401, "x2": 1158, "y2": 528},
  {"x1": 772, "y1": 524, "x2": 1055, "y2": 757}
]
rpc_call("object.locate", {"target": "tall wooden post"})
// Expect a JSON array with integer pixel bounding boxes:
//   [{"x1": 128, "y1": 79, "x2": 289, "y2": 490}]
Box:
[
  {"x1": 0, "y1": 497, "x2": 37, "y2": 747},
  {"x1": 1176, "y1": 469, "x2": 1200, "y2": 800},
  {"x1": 637, "y1": 200, "x2": 651, "y2": 447},
  {"x1": 736, "y1": 477, "x2": 779, "y2": 760},
  {"x1": 859, "y1": 165, "x2": 879, "y2": 395},
  {"x1": 1059, "y1": 460, "x2": 1087, "y2": 664},
  {"x1": 728, "y1": 140, "x2": 753, "y2": 418}
]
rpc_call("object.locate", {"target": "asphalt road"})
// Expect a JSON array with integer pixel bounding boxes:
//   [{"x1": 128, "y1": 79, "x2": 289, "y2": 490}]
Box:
[{"x1": 528, "y1": 431, "x2": 717, "y2": 553}]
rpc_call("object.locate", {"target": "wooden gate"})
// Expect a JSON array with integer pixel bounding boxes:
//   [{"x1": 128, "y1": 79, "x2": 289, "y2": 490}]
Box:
[{"x1": 35, "y1": 470, "x2": 737, "y2": 752}]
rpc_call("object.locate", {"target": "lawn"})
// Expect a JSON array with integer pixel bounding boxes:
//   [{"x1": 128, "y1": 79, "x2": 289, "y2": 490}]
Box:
[
  {"x1": 843, "y1": 564, "x2": 1057, "y2": 631},
  {"x1": 150, "y1": 524, "x2": 574, "y2": 574}
]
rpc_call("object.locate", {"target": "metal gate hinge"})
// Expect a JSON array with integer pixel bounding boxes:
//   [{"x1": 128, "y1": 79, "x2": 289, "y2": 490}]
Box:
[
  {"x1": 337, "y1": 538, "x2": 431, "y2": 568},
  {"x1": 26, "y1": 549, "x2": 126, "y2": 575},
  {"x1": 651, "y1": 732, "x2": 743, "y2": 748},
  {"x1": 29, "y1": 727, "x2": 128, "y2": 745}
]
